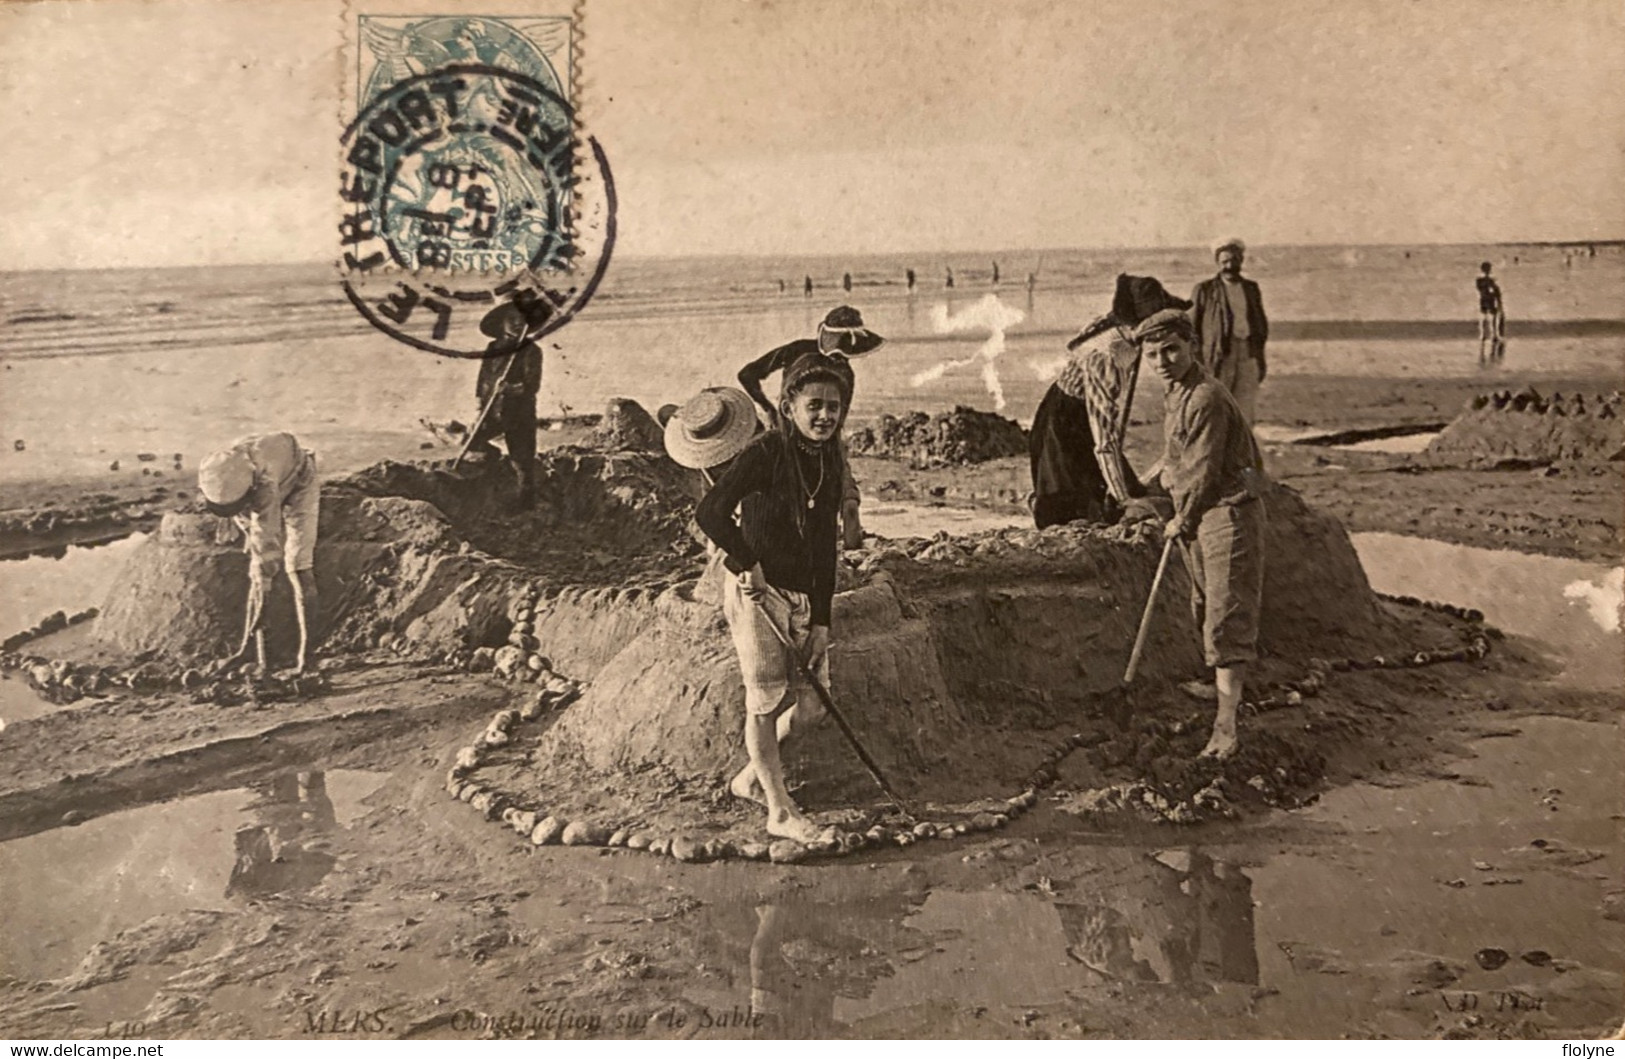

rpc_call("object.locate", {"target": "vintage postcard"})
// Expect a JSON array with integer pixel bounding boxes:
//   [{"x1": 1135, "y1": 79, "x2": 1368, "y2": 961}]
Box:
[{"x1": 1, "y1": 0, "x2": 1621, "y2": 1043}]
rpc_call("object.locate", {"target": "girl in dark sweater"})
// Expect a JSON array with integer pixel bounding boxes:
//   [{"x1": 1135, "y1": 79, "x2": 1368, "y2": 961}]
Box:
[{"x1": 695, "y1": 353, "x2": 847, "y2": 844}]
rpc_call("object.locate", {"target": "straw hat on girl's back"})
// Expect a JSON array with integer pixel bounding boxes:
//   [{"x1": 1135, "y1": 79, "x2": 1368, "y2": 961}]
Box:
[{"x1": 663, "y1": 387, "x2": 761, "y2": 470}]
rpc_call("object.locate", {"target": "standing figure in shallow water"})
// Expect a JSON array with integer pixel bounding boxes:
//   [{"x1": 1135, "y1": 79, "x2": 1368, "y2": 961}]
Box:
[{"x1": 1476, "y1": 261, "x2": 1506, "y2": 365}]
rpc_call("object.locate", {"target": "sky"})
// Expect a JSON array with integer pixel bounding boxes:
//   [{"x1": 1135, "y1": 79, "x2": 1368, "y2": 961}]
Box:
[{"x1": 0, "y1": 0, "x2": 1621, "y2": 269}]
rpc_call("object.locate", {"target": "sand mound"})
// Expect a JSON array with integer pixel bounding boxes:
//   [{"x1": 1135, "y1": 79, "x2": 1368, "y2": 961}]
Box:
[
  {"x1": 79, "y1": 425, "x2": 1490, "y2": 859},
  {"x1": 95, "y1": 449, "x2": 702, "y2": 667},
  {"x1": 849, "y1": 406, "x2": 1028, "y2": 466},
  {"x1": 1427, "y1": 388, "x2": 1624, "y2": 465},
  {"x1": 345, "y1": 449, "x2": 696, "y2": 576},
  {"x1": 87, "y1": 431, "x2": 1410, "y2": 843},
  {"x1": 523, "y1": 479, "x2": 1393, "y2": 811},
  {"x1": 590, "y1": 398, "x2": 665, "y2": 453},
  {"x1": 95, "y1": 489, "x2": 460, "y2": 664}
]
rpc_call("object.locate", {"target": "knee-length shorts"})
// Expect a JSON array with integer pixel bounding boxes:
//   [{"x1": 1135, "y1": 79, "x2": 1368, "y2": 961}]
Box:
[
  {"x1": 1185, "y1": 496, "x2": 1266, "y2": 668},
  {"x1": 721, "y1": 573, "x2": 829, "y2": 718}
]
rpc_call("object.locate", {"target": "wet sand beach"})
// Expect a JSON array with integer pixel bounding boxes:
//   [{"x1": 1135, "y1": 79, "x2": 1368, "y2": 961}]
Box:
[{"x1": 0, "y1": 244, "x2": 1621, "y2": 1040}]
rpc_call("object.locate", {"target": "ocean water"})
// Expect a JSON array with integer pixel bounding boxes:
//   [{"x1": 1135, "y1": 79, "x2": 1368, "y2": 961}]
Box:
[{"x1": 1, "y1": 243, "x2": 1621, "y2": 485}]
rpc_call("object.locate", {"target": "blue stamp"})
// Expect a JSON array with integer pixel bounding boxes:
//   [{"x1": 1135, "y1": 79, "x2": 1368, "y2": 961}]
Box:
[{"x1": 340, "y1": 14, "x2": 615, "y2": 358}]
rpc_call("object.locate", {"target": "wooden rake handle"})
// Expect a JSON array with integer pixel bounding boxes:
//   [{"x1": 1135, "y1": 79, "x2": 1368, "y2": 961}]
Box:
[
  {"x1": 1123, "y1": 535, "x2": 1178, "y2": 685},
  {"x1": 748, "y1": 589, "x2": 913, "y2": 820}
]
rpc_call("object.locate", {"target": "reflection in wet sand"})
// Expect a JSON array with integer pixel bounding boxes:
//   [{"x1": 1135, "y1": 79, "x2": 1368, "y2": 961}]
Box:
[
  {"x1": 745, "y1": 892, "x2": 926, "y2": 1037},
  {"x1": 225, "y1": 771, "x2": 339, "y2": 899},
  {"x1": 734, "y1": 847, "x2": 1260, "y2": 1033},
  {"x1": 1058, "y1": 849, "x2": 1258, "y2": 986},
  {"x1": 0, "y1": 768, "x2": 385, "y2": 981}
]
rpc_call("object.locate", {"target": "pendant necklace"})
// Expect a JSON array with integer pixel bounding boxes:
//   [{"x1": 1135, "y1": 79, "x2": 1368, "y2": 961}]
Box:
[{"x1": 799, "y1": 445, "x2": 825, "y2": 509}]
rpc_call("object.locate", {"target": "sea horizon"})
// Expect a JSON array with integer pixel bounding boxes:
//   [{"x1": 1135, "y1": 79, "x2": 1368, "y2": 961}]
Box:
[{"x1": 5, "y1": 236, "x2": 1625, "y2": 278}]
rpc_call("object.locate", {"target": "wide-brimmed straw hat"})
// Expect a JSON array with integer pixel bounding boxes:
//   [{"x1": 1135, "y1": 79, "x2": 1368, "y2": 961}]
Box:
[
  {"x1": 663, "y1": 387, "x2": 761, "y2": 470},
  {"x1": 1210, "y1": 236, "x2": 1247, "y2": 258},
  {"x1": 198, "y1": 448, "x2": 255, "y2": 507},
  {"x1": 479, "y1": 295, "x2": 553, "y2": 339},
  {"x1": 818, "y1": 305, "x2": 885, "y2": 358}
]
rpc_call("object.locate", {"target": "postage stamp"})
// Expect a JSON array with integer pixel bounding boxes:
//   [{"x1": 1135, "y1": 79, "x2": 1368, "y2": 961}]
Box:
[{"x1": 339, "y1": 5, "x2": 614, "y2": 357}]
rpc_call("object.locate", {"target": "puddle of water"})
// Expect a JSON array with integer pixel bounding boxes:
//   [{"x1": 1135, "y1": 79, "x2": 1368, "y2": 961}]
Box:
[
  {"x1": 0, "y1": 768, "x2": 387, "y2": 981},
  {"x1": 0, "y1": 534, "x2": 146, "y2": 725},
  {"x1": 1352, "y1": 532, "x2": 1623, "y2": 689},
  {"x1": 864, "y1": 503, "x2": 1028, "y2": 540},
  {"x1": 1, "y1": 673, "x2": 59, "y2": 726},
  {"x1": 1243, "y1": 714, "x2": 1624, "y2": 1035},
  {"x1": 1335, "y1": 431, "x2": 1440, "y2": 454},
  {"x1": 690, "y1": 714, "x2": 1620, "y2": 1036},
  {"x1": 1253, "y1": 425, "x2": 1327, "y2": 445},
  {"x1": 1255, "y1": 424, "x2": 1442, "y2": 453},
  {"x1": 834, "y1": 890, "x2": 1076, "y2": 1020},
  {"x1": 692, "y1": 846, "x2": 1264, "y2": 1036},
  {"x1": 0, "y1": 534, "x2": 145, "y2": 641}
]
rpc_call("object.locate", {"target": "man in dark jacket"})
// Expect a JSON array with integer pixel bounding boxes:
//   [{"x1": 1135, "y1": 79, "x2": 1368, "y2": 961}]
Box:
[{"x1": 1189, "y1": 238, "x2": 1268, "y2": 424}]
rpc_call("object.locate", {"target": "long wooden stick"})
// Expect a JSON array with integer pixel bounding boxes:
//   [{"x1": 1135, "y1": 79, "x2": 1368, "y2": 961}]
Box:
[
  {"x1": 452, "y1": 349, "x2": 519, "y2": 471},
  {"x1": 1116, "y1": 351, "x2": 1142, "y2": 446},
  {"x1": 1124, "y1": 536, "x2": 1178, "y2": 685}
]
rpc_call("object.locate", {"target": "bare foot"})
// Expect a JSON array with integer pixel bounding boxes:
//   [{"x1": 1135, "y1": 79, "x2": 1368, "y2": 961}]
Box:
[
  {"x1": 766, "y1": 810, "x2": 834, "y2": 844},
  {"x1": 728, "y1": 767, "x2": 765, "y2": 806},
  {"x1": 1198, "y1": 723, "x2": 1238, "y2": 760},
  {"x1": 1179, "y1": 680, "x2": 1219, "y2": 702}
]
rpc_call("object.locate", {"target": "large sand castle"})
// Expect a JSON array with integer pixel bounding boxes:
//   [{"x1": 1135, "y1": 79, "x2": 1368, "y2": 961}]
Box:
[{"x1": 87, "y1": 429, "x2": 1410, "y2": 829}]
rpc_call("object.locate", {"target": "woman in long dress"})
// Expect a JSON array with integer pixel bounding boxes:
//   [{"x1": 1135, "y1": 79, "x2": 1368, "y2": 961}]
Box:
[{"x1": 1029, "y1": 274, "x2": 1190, "y2": 528}]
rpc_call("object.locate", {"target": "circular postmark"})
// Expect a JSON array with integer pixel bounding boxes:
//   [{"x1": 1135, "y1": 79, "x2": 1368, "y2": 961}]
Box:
[{"x1": 338, "y1": 62, "x2": 615, "y2": 358}]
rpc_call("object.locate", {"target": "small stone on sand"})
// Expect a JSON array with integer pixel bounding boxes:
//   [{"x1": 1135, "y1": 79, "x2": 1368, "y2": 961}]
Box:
[
  {"x1": 561, "y1": 821, "x2": 608, "y2": 846},
  {"x1": 768, "y1": 840, "x2": 807, "y2": 864}
]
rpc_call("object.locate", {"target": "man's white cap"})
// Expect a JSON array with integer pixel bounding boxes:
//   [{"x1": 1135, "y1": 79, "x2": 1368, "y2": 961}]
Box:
[
  {"x1": 198, "y1": 449, "x2": 254, "y2": 506},
  {"x1": 1211, "y1": 236, "x2": 1246, "y2": 257}
]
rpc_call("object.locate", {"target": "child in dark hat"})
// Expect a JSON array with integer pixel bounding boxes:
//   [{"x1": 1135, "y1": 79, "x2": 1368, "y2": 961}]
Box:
[
  {"x1": 467, "y1": 297, "x2": 549, "y2": 506},
  {"x1": 696, "y1": 353, "x2": 852, "y2": 844},
  {"x1": 737, "y1": 306, "x2": 885, "y2": 551}
]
